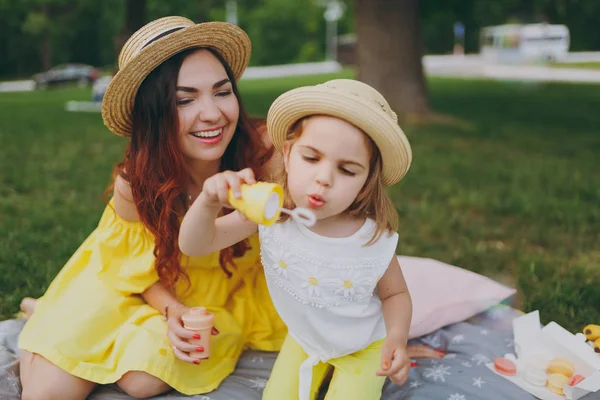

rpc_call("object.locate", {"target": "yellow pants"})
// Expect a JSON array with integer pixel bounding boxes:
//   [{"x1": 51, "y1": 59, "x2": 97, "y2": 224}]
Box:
[{"x1": 263, "y1": 335, "x2": 386, "y2": 400}]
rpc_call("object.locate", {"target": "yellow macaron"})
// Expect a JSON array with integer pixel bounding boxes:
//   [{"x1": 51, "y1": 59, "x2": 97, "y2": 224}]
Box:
[
  {"x1": 546, "y1": 358, "x2": 575, "y2": 378},
  {"x1": 547, "y1": 373, "x2": 570, "y2": 395}
]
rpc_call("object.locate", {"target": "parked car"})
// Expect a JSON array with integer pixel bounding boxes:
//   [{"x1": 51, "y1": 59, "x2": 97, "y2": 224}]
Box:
[{"x1": 32, "y1": 63, "x2": 101, "y2": 90}]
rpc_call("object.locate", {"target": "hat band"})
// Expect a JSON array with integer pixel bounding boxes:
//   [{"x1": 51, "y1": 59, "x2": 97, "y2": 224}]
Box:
[{"x1": 135, "y1": 26, "x2": 187, "y2": 56}]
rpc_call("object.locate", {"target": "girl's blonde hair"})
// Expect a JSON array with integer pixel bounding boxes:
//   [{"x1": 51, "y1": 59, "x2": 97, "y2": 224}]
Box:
[{"x1": 276, "y1": 116, "x2": 399, "y2": 245}]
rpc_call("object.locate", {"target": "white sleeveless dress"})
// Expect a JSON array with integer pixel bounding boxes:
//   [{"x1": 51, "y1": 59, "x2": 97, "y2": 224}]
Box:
[{"x1": 258, "y1": 218, "x2": 399, "y2": 400}]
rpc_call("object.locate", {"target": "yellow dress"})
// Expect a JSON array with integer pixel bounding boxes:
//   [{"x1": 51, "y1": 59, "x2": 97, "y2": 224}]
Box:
[{"x1": 18, "y1": 201, "x2": 287, "y2": 395}]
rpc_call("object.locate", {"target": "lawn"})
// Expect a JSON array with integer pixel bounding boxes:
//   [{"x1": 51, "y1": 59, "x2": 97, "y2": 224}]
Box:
[
  {"x1": 1, "y1": 74, "x2": 599, "y2": 334},
  {"x1": 551, "y1": 61, "x2": 600, "y2": 70}
]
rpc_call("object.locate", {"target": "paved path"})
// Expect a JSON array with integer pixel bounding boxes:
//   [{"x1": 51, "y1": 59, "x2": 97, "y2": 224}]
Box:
[
  {"x1": 3, "y1": 54, "x2": 600, "y2": 93},
  {"x1": 423, "y1": 54, "x2": 600, "y2": 83}
]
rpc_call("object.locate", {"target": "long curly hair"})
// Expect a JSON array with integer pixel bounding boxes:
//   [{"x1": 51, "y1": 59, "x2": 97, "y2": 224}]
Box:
[{"x1": 111, "y1": 47, "x2": 273, "y2": 289}]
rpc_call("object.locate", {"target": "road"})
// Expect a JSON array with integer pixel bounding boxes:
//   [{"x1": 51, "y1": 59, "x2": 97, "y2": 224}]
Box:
[{"x1": 3, "y1": 53, "x2": 600, "y2": 93}]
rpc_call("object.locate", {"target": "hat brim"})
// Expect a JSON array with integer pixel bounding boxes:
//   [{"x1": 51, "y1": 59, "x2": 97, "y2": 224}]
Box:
[
  {"x1": 102, "y1": 22, "x2": 250, "y2": 137},
  {"x1": 267, "y1": 86, "x2": 412, "y2": 186}
]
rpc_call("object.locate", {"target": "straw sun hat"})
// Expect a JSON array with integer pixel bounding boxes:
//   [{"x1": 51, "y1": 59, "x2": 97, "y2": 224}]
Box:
[
  {"x1": 267, "y1": 79, "x2": 412, "y2": 187},
  {"x1": 102, "y1": 16, "x2": 251, "y2": 137}
]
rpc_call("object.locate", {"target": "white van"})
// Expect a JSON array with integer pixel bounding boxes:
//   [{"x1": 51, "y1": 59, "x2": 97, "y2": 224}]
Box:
[{"x1": 480, "y1": 23, "x2": 570, "y2": 64}]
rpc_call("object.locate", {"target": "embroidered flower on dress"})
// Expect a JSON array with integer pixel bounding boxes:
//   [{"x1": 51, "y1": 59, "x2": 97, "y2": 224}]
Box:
[
  {"x1": 299, "y1": 267, "x2": 328, "y2": 298},
  {"x1": 333, "y1": 270, "x2": 375, "y2": 299},
  {"x1": 263, "y1": 246, "x2": 298, "y2": 278}
]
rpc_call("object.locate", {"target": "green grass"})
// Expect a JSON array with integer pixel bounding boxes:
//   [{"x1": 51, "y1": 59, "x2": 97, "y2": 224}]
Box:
[
  {"x1": 551, "y1": 61, "x2": 600, "y2": 70},
  {"x1": 1, "y1": 75, "x2": 599, "y2": 334}
]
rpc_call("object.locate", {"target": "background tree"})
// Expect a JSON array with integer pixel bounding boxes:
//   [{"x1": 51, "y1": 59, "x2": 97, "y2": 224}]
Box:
[
  {"x1": 246, "y1": 0, "x2": 327, "y2": 65},
  {"x1": 356, "y1": 0, "x2": 430, "y2": 119},
  {"x1": 21, "y1": 0, "x2": 78, "y2": 71},
  {"x1": 3, "y1": 0, "x2": 600, "y2": 80},
  {"x1": 114, "y1": 0, "x2": 147, "y2": 57}
]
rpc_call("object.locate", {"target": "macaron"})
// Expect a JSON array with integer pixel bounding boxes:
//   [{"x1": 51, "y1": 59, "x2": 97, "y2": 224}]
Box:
[
  {"x1": 568, "y1": 374, "x2": 585, "y2": 387},
  {"x1": 522, "y1": 354, "x2": 550, "y2": 386},
  {"x1": 523, "y1": 365, "x2": 547, "y2": 387},
  {"x1": 494, "y1": 357, "x2": 517, "y2": 376},
  {"x1": 547, "y1": 358, "x2": 575, "y2": 378},
  {"x1": 547, "y1": 373, "x2": 569, "y2": 395}
]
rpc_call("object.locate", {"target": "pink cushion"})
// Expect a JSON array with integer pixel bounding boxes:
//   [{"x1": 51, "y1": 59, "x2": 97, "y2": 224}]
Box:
[{"x1": 399, "y1": 256, "x2": 517, "y2": 339}]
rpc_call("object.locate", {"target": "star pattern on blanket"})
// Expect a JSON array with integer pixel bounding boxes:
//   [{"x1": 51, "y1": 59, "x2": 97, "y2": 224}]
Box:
[
  {"x1": 447, "y1": 394, "x2": 467, "y2": 400},
  {"x1": 6, "y1": 370, "x2": 21, "y2": 392},
  {"x1": 421, "y1": 333, "x2": 442, "y2": 349},
  {"x1": 423, "y1": 364, "x2": 452, "y2": 383},
  {"x1": 480, "y1": 329, "x2": 489, "y2": 336},
  {"x1": 250, "y1": 355, "x2": 265, "y2": 364},
  {"x1": 471, "y1": 353, "x2": 491, "y2": 366},
  {"x1": 472, "y1": 377, "x2": 485, "y2": 388},
  {"x1": 451, "y1": 334, "x2": 465, "y2": 344},
  {"x1": 409, "y1": 380, "x2": 422, "y2": 388},
  {"x1": 248, "y1": 378, "x2": 267, "y2": 390}
]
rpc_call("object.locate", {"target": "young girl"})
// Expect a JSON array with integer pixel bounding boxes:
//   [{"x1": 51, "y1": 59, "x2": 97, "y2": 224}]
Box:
[{"x1": 179, "y1": 79, "x2": 413, "y2": 400}]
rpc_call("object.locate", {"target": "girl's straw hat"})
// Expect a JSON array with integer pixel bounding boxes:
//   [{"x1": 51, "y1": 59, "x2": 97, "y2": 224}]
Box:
[
  {"x1": 102, "y1": 16, "x2": 251, "y2": 137},
  {"x1": 267, "y1": 79, "x2": 412, "y2": 186}
]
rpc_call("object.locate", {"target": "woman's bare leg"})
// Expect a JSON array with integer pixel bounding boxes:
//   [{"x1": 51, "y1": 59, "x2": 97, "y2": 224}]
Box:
[
  {"x1": 20, "y1": 351, "x2": 97, "y2": 400},
  {"x1": 19, "y1": 297, "x2": 37, "y2": 319},
  {"x1": 20, "y1": 352, "x2": 171, "y2": 400},
  {"x1": 116, "y1": 371, "x2": 171, "y2": 398}
]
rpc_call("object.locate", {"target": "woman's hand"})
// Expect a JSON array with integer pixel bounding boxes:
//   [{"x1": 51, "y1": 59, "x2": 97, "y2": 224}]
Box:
[
  {"x1": 198, "y1": 168, "x2": 256, "y2": 209},
  {"x1": 166, "y1": 305, "x2": 219, "y2": 365}
]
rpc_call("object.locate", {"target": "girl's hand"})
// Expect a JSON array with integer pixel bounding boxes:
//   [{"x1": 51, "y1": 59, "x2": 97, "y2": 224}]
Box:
[
  {"x1": 198, "y1": 168, "x2": 256, "y2": 209},
  {"x1": 166, "y1": 305, "x2": 219, "y2": 365},
  {"x1": 376, "y1": 337, "x2": 411, "y2": 386}
]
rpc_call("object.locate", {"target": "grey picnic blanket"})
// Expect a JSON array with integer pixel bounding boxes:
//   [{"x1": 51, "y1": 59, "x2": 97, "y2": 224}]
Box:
[{"x1": 1, "y1": 306, "x2": 595, "y2": 399}]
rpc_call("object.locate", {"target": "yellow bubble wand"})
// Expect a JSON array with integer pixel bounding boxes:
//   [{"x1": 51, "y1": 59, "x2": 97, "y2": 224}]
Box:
[{"x1": 228, "y1": 182, "x2": 316, "y2": 227}]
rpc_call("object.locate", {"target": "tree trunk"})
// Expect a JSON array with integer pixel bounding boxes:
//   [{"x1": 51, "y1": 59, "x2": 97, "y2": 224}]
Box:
[
  {"x1": 356, "y1": 0, "x2": 430, "y2": 119},
  {"x1": 114, "y1": 0, "x2": 147, "y2": 59}
]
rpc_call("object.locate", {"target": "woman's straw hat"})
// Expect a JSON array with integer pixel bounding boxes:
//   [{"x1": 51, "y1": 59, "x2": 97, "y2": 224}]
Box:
[
  {"x1": 102, "y1": 16, "x2": 251, "y2": 137},
  {"x1": 267, "y1": 79, "x2": 412, "y2": 186}
]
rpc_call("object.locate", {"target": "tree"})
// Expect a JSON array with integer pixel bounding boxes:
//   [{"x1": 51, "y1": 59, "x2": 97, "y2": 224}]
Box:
[
  {"x1": 12, "y1": 0, "x2": 118, "y2": 75},
  {"x1": 147, "y1": 0, "x2": 219, "y2": 23},
  {"x1": 247, "y1": 0, "x2": 326, "y2": 66},
  {"x1": 114, "y1": 0, "x2": 147, "y2": 57},
  {"x1": 21, "y1": 0, "x2": 76, "y2": 71},
  {"x1": 356, "y1": 0, "x2": 430, "y2": 119}
]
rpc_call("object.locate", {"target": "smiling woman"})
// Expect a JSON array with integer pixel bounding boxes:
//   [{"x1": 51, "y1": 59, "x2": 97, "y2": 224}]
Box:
[
  {"x1": 119, "y1": 44, "x2": 270, "y2": 288},
  {"x1": 175, "y1": 50, "x2": 241, "y2": 163},
  {"x1": 16, "y1": 16, "x2": 285, "y2": 399}
]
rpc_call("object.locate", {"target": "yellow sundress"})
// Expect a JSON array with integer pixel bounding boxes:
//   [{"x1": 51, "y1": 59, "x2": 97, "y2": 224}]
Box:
[{"x1": 18, "y1": 201, "x2": 287, "y2": 395}]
